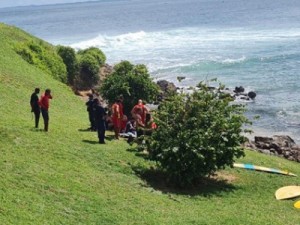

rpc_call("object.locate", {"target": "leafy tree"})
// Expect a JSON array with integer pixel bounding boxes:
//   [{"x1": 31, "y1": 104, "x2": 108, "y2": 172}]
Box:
[
  {"x1": 100, "y1": 61, "x2": 159, "y2": 115},
  {"x1": 141, "y1": 81, "x2": 251, "y2": 187},
  {"x1": 57, "y1": 45, "x2": 78, "y2": 85}
]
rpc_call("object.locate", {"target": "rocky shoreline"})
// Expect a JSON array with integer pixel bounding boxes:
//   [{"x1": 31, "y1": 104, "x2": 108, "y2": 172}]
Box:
[
  {"x1": 156, "y1": 79, "x2": 257, "y2": 101},
  {"x1": 244, "y1": 135, "x2": 300, "y2": 163}
]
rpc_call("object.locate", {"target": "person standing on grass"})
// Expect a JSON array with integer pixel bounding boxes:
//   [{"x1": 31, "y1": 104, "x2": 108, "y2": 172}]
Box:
[
  {"x1": 93, "y1": 98, "x2": 107, "y2": 144},
  {"x1": 118, "y1": 95, "x2": 127, "y2": 132},
  {"x1": 112, "y1": 98, "x2": 121, "y2": 139},
  {"x1": 30, "y1": 88, "x2": 40, "y2": 128},
  {"x1": 86, "y1": 94, "x2": 96, "y2": 131},
  {"x1": 39, "y1": 89, "x2": 53, "y2": 132},
  {"x1": 118, "y1": 95, "x2": 124, "y2": 119}
]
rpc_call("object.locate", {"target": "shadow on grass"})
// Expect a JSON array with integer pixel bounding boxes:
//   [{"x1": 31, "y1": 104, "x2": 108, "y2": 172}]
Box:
[
  {"x1": 82, "y1": 140, "x2": 98, "y2": 145},
  {"x1": 133, "y1": 166, "x2": 237, "y2": 197},
  {"x1": 78, "y1": 128, "x2": 94, "y2": 132},
  {"x1": 104, "y1": 134, "x2": 116, "y2": 141},
  {"x1": 30, "y1": 128, "x2": 44, "y2": 132},
  {"x1": 126, "y1": 147, "x2": 150, "y2": 160}
]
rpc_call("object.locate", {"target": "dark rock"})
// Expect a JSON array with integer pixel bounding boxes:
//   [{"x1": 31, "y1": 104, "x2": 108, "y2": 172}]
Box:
[
  {"x1": 240, "y1": 96, "x2": 250, "y2": 101},
  {"x1": 234, "y1": 86, "x2": 245, "y2": 93},
  {"x1": 273, "y1": 135, "x2": 295, "y2": 147},
  {"x1": 176, "y1": 76, "x2": 186, "y2": 82},
  {"x1": 292, "y1": 146, "x2": 300, "y2": 151},
  {"x1": 248, "y1": 91, "x2": 257, "y2": 99},
  {"x1": 100, "y1": 64, "x2": 113, "y2": 81},
  {"x1": 283, "y1": 151, "x2": 291, "y2": 158},
  {"x1": 255, "y1": 136, "x2": 273, "y2": 143},
  {"x1": 156, "y1": 80, "x2": 177, "y2": 94},
  {"x1": 248, "y1": 135, "x2": 300, "y2": 163},
  {"x1": 270, "y1": 142, "x2": 280, "y2": 151}
]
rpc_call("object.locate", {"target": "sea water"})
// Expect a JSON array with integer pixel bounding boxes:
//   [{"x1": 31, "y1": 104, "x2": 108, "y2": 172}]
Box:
[{"x1": 1, "y1": 0, "x2": 300, "y2": 142}]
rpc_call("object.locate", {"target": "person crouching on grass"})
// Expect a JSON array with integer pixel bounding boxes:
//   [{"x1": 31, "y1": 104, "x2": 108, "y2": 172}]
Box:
[{"x1": 39, "y1": 89, "x2": 53, "y2": 132}]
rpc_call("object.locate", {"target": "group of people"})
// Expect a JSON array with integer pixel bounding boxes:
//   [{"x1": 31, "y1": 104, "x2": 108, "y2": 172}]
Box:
[
  {"x1": 86, "y1": 94, "x2": 157, "y2": 144},
  {"x1": 30, "y1": 87, "x2": 156, "y2": 144},
  {"x1": 30, "y1": 88, "x2": 53, "y2": 132}
]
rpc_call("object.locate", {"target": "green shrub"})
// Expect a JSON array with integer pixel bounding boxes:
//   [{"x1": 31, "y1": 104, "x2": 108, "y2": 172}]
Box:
[
  {"x1": 74, "y1": 47, "x2": 107, "y2": 89},
  {"x1": 15, "y1": 41, "x2": 67, "y2": 83},
  {"x1": 16, "y1": 47, "x2": 34, "y2": 64},
  {"x1": 77, "y1": 54, "x2": 100, "y2": 89},
  {"x1": 140, "y1": 81, "x2": 251, "y2": 187},
  {"x1": 78, "y1": 47, "x2": 106, "y2": 66},
  {"x1": 57, "y1": 45, "x2": 78, "y2": 85},
  {"x1": 100, "y1": 61, "x2": 159, "y2": 115}
]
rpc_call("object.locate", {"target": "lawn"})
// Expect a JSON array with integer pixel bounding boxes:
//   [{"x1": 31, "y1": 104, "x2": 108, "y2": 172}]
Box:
[{"x1": 0, "y1": 23, "x2": 299, "y2": 225}]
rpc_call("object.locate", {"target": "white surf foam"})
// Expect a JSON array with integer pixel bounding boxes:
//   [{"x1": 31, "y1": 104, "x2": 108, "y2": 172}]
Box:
[{"x1": 69, "y1": 27, "x2": 300, "y2": 68}]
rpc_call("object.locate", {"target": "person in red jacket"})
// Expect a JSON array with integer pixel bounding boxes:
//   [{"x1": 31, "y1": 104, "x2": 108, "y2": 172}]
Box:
[
  {"x1": 118, "y1": 95, "x2": 128, "y2": 132},
  {"x1": 39, "y1": 89, "x2": 53, "y2": 132},
  {"x1": 118, "y1": 95, "x2": 124, "y2": 119}
]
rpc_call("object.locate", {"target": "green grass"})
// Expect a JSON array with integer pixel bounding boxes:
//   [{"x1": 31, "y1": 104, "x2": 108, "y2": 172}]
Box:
[{"x1": 0, "y1": 23, "x2": 300, "y2": 224}]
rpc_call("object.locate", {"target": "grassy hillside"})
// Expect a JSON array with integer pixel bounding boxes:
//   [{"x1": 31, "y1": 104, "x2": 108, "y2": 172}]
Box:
[{"x1": 0, "y1": 23, "x2": 300, "y2": 225}]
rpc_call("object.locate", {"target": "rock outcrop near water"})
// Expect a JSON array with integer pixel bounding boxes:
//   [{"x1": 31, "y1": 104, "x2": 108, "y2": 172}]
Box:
[
  {"x1": 157, "y1": 82, "x2": 257, "y2": 102},
  {"x1": 245, "y1": 135, "x2": 300, "y2": 163},
  {"x1": 156, "y1": 80, "x2": 177, "y2": 100},
  {"x1": 233, "y1": 86, "x2": 256, "y2": 101}
]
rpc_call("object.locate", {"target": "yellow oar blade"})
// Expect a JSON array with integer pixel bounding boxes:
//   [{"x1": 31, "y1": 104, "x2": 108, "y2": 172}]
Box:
[
  {"x1": 275, "y1": 186, "x2": 300, "y2": 200},
  {"x1": 233, "y1": 163, "x2": 297, "y2": 176},
  {"x1": 294, "y1": 200, "x2": 300, "y2": 209}
]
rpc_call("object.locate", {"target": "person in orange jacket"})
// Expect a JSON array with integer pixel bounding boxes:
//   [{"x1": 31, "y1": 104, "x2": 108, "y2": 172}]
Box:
[
  {"x1": 131, "y1": 99, "x2": 148, "y2": 126},
  {"x1": 111, "y1": 98, "x2": 121, "y2": 139}
]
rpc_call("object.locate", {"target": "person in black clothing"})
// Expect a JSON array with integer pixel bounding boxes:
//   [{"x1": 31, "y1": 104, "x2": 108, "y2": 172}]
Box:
[
  {"x1": 86, "y1": 94, "x2": 96, "y2": 131},
  {"x1": 30, "y1": 88, "x2": 40, "y2": 128},
  {"x1": 93, "y1": 98, "x2": 107, "y2": 144}
]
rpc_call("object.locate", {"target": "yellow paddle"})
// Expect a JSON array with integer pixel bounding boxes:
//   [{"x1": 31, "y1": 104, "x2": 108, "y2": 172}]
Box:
[
  {"x1": 275, "y1": 186, "x2": 300, "y2": 200},
  {"x1": 294, "y1": 200, "x2": 300, "y2": 209}
]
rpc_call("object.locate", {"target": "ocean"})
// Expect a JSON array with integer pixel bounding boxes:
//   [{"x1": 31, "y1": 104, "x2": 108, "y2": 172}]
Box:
[{"x1": 1, "y1": 0, "x2": 300, "y2": 142}]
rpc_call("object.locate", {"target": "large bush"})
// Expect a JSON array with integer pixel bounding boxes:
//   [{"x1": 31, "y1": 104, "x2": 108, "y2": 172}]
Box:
[
  {"x1": 100, "y1": 61, "x2": 159, "y2": 115},
  {"x1": 15, "y1": 41, "x2": 67, "y2": 83},
  {"x1": 141, "y1": 81, "x2": 250, "y2": 186},
  {"x1": 75, "y1": 47, "x2": 106, "y2": 89},
  {"x1": 77, "y1": 47, "x2": 106, "y2": 66},
  {"x1": 77, "y1": 54, "x2": 100, "y2": 89},
  {"x1": 57, "y1": 45, "x2": 78, "y2": 85}
]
